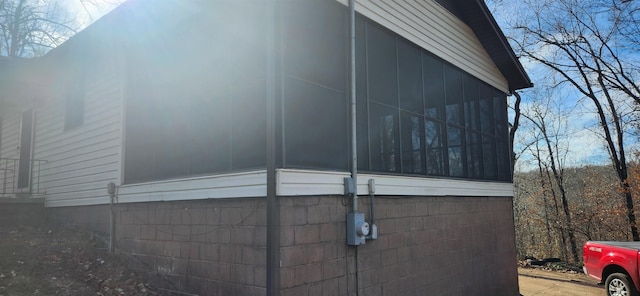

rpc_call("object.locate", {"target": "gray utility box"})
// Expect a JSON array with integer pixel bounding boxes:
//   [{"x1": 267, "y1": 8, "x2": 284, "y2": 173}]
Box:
[{"x1": 346, "y1": 212, "x2": 368, "y2": 246}]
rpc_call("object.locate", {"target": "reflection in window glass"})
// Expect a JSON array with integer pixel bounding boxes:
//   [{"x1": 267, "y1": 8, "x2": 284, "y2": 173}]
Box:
[
  {"x1": 445, "y1": 65, "x2": 463, "y2": 125},
  {"x1": 464, "y1": 75, "x2": 479, "y2": 131},
  {"x1": 423, "y1": 54, "x2": 445, "y2": 121},
  {"x1": 352, "y1": 14, "x2": 510, "y2": 182},
  {"x1": 448, "y1": 127, "x2": 464, "y2": 177},
  {"x1": 425, "y1": 120, "x2": 445, "y2": 175},
  {"x1": 401, "y1": 112, "x2": 424, "y2": 174},
  {"x1": 370, "y1": 103, "x2": 399, "y2": 172},
  {"x1": 466, "y1": 132, "x2": 482, "y2": 179}
]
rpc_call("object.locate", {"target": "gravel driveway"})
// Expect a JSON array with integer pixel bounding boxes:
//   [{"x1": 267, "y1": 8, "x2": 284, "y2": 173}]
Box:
[{"x1": 518, "y1": 268, "x2": 602, "y2": 296}]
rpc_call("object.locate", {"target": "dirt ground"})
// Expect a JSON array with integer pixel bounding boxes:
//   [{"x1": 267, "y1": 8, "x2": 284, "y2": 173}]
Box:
[
  {"x1": 0, "y1": 224, "x2": 161, "y2": 296},
  {"x1": 519, "y1": 267, "x2": 602, "y2": 296}
]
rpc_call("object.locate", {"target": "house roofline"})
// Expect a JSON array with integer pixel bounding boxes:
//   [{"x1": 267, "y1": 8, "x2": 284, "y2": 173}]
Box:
[
  {"x1": 436, "y1": 0, "x2": 533, "y2": 92},
  {"x1": 43, "y1": 0, "x2": 534, "y2": 93}
]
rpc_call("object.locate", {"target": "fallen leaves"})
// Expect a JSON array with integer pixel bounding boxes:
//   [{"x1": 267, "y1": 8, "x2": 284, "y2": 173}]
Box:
[{"x1": 0, "y1": 225, "x2": 161, "y2": 295}]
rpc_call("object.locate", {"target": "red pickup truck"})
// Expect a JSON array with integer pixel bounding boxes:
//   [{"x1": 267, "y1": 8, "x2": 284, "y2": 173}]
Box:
[{"x1": 583, "y1": 241, "x2": 640, "y2": 296}]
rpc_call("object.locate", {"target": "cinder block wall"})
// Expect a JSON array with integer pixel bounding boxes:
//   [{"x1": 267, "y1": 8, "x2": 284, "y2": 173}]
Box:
[
  {"x1": 49, "y1": 195, "x2": 519, "y2": 296},
  {"x1": 48, "y1": 198, "x2": 268, "y2": 296},
  {"x1": 0, "y1": 199, "x2": 46, "y2": 226},
  {"x1": 116, "y1": 198, "x2": 267, "y2": 295},
  {"x1": 279, "y1": 195, "x2": 519, "y2": 296}
]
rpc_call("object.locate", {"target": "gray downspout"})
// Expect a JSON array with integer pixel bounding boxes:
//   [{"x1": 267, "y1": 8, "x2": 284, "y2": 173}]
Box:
[
  {"x1": 349, "y1": 0, "x2": 358, "y2": 210},
  {"x1": 107, "y1": 182, "x2": 117, "y2": 254},
  {"x1": 266, "y1": 0, "x2": 280, "y2": 295}
]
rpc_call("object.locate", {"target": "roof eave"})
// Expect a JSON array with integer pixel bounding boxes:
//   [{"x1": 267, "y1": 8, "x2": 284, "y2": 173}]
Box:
[{"x1": 436, "y1": 0, "x2": 533, "y2": 92}]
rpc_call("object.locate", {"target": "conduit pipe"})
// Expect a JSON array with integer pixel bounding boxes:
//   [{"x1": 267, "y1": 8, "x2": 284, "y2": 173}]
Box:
[
  {"x1": 349, "y1": 0, "x2": 358, "y2": 211},
  {"x1": 107, "y1": 182, "x2": 117, "y2": 254},
  {"x1": 265, "y1": 0, "x2": 280, "y2": 295}
]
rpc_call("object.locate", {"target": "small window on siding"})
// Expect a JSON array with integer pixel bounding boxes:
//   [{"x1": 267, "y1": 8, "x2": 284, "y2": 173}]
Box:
[{"x1": 64, "y1": 76, "x2": 85, "y2": 130}]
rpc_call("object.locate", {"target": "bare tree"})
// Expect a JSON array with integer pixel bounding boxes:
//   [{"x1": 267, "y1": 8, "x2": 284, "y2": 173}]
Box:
[
  {"x1": 521, "y1": 96, "x2": 580, "y2": 262},
  {"x1": 510, "y1": 0, "x2": 640, "y2": 240},
  {"x1": 509, "y1": 91, "x2": 523, "y2": 175},
  {"x1": 0, "y1": 0, "x2": 77, "y2": 58}
]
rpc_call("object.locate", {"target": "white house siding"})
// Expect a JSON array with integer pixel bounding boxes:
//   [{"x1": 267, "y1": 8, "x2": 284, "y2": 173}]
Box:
[
  {"x1": 336, "y1": 0, "x2": 509, "y2": 93},
  {"x1": 35, "y1": 64, "x2": 123, "y2": 208},
  {"x1": 0, "y1": 113, "x2": 20, "y2": 160},
  {"x1": 0, "y1": 112, "x2": 21, "y2": 196}
]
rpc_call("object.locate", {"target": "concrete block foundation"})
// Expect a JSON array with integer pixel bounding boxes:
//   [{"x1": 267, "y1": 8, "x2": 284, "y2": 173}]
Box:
[{"x1": 47, "y1": 195, "x2": 519, "y2": 296}]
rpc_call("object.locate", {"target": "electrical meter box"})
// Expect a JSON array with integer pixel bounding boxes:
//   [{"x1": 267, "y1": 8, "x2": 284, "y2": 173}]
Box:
[{"x1": 347, "y1": 212, "x2": 368, "y2": 245}]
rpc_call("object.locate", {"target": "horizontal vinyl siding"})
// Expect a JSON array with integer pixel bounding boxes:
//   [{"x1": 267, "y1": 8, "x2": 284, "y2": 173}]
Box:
[
  {"x1": 0, "y1": 113, "x2": 21, "y2": 194},
  {"x1": 36, "y1": 68, "x2": 123, "y2": 208},
  {"x1": 0, "y1": 113, "x2": 20, "y2": 160},
  {"x1": 336, "y1": 0, "x2": 509, "y2": 93}
]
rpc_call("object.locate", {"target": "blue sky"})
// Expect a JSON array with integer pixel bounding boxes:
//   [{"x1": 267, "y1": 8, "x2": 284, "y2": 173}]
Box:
[{"x1": 487, "y1": 0, "x2": 638, "y2": 171}]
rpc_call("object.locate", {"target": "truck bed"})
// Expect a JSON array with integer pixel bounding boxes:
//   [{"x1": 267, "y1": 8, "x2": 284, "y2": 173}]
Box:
[{"x1": 588, "y1": 241, "x2": 640, "y2": 250}]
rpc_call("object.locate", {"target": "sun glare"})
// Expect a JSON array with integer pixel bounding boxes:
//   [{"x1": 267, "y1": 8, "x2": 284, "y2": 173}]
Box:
[{"x1": 64, "y1": 0, "x2": 124, "y2": 27}]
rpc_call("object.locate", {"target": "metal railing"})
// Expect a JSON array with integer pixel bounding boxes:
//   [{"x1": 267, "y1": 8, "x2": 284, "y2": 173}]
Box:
[{"x1": 0, "y1": 158, "x2": 47, "y2": 198}]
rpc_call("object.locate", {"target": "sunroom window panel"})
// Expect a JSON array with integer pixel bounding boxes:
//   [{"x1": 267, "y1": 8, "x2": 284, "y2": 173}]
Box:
[
  {"x1": 466, "y1": 131, "x2": 483, "y2": 179},
  {"x1": 283, "y1": 0, "x2": 346, "y2": 92},
  {"x1": 284, "y1": 77, "x2": 348, "y2": 170},
  {"x1": 124, "y1": 71, "x2": 156, "y2": 183},
  {"x1": 479, "y1": 84, "x2": 493, "y2": 134},
  {"x1": 154, "y1": 90, "x2": 192, "y2": 180},
  {"x1": 483, "y1": 136, "x2": 498, "y2": 180},
  {"x1": 188, "y1": 89, "x2": 233, "y2": 175},
  {"x1": 398, "y1": 41, "x2": 423, "y2": 113},
  {"x1": 356, "y1": 16, "x2": 370, "y2": 171},
  {"x1": 357, "y1": 96, "x2": 370, "y2": 171},
  {"x1": 231, "y1": 83, "x2": 267, "y2": 170},
  {"x1": 493, "y1": 91, "x2": 508, "y2": 140},
  {"x1": 401, "y1": 111, "x2": 424, "y2": 174},
  {"x1": 123, "y1": 98, "x2": 155, "y2": 183},
  {"x1": 423, "y1": 54, "x2": 445, "y2": 120},
  {"x1": 497, "y1": 139, "x2": 511, "y2": 181},
  {"x1": 464, "y1": 75, "x2": 479, "y2": 131},
  {"x1": 425, "y1": 119, "x2": 445, "y2": 176},
  {"x1": 370, "y1": 103, "x2": 400, "y2": 172},
  {"x1": 368, "y1": 24, "x2": 398, "y2": 107},
  {"x1": 447, "y1": 126, "x2": 464, "y2": 177},
  {"x1": 444, "y1": 65, "x2": 464, "y2": 126}
]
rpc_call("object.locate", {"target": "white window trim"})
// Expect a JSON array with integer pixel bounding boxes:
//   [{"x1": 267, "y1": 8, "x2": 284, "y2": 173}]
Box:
[
  {"x1": 46, "y1": 168, "x2": 512, "y2": 207},
  {"x1": 276, "y1": 169, "x2": 513, "y2": 197},
  {"x1": 116, "y1": 170, "x2": 267, "y2": 204}
]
